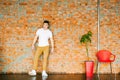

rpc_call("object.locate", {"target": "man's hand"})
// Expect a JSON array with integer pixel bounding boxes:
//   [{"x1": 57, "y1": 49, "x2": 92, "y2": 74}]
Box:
[
  {"x1": 31, "y1": 45, "x2": 35, "y2": 56},
  {"x1": 50, "y1": 37, "x2": 54, "y2": 54},
  {"x1": 32, "y1": 45, "x2": 35, "y2": 50},
  {"x1": 50, "y1": 48, "x2": 54, "y2": 53},
  {"x1": 32, "y1": 35, "x2": 38, "y2": 50}
]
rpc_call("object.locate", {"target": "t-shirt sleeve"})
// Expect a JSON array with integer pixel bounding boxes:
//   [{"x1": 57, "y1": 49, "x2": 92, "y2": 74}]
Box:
[
  {"x1": 49, "y1": 31, "x2": 52, "y2": 38},
  {"x1": 36, "y1": 29, "x2": 39, "y2": 36}
]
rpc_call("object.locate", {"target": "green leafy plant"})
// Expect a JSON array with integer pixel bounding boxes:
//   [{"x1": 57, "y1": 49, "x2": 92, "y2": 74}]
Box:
[{"x1": 80, "y1": 31, "x2": 92, "y2": 61}]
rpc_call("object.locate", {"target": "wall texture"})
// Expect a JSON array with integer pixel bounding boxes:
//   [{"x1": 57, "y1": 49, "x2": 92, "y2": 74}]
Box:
[{"x1": 0, "y1": 0, "x2": 120, "y2": 74}]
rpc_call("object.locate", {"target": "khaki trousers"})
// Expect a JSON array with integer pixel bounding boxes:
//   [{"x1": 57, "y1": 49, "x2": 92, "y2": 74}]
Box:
[{"x1": 33, "y1": 46, "x2": 49, "y2": 71}]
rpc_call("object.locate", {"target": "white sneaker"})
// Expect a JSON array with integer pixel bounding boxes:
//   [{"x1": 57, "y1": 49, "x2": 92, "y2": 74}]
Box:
[
  {"x1": 28, "y1": 70, "x2": 36, "y2": 76},
  {"x1": 42, "y1": 71, "x2": 48, "y2": 77}
]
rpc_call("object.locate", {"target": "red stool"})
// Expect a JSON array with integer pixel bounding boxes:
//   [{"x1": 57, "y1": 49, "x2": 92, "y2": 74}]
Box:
[{"x1": 96, "y1": 50, "x2": 116, "y2": 79}]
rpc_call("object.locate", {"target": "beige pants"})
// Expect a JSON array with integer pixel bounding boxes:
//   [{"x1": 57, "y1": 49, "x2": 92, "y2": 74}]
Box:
[{"x1": 33, "y1": 46, "x2": 49, "y2": 71}]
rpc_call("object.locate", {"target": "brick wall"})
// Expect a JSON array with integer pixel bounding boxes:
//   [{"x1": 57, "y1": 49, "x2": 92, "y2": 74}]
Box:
[{"x1": 0, "y1": 0, "x2": 120, "y2": 74}]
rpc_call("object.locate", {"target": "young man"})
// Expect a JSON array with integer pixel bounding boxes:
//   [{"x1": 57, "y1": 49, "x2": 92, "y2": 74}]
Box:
[{"x1": 28, "y1": 20, "x2": 54, "y2": 76}]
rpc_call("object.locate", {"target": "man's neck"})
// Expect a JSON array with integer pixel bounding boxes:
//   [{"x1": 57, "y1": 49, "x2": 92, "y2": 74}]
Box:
[{"x1": 43, "y1": 28, "x2": 48, "y2": 30}]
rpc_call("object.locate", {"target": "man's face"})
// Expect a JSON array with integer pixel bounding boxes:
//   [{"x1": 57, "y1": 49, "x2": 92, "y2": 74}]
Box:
[{"x1": 43, "y1": 23, "x2": 49, "y2": 29}]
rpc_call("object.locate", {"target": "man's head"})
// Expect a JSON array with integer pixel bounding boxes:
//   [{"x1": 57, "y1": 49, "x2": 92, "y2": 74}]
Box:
[{"x1": 43, "y1": 20, "x2": 50, "y2": 29}]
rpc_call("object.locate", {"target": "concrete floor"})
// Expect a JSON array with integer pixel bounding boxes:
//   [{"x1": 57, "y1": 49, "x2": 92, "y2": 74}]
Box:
[{"x1": 0, "y1": 74, "x2": 119, "y2": 80}]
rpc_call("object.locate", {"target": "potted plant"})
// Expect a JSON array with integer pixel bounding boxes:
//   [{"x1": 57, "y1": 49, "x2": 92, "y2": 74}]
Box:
[{"x1": 80, "y1": 31, "x2": 94, "y2": 79}]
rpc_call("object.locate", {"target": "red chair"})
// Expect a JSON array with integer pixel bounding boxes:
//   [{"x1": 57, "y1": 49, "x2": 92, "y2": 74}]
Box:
[{"x1": 96, "y1": 50, "x2": 116, "y2": 78}]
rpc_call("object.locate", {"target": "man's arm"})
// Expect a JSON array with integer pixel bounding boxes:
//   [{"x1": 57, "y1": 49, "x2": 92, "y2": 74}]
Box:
[
  {"x1": 50, "y1": 37, "x2": 54, "y2": 53},
  {"x1": 32, "y1": 35, "x2": 38, "y2": 50}
]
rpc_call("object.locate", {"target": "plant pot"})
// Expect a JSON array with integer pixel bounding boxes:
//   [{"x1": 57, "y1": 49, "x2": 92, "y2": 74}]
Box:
[{"x1": 85, "y1": 61, "x2": 94, "y2": 79}]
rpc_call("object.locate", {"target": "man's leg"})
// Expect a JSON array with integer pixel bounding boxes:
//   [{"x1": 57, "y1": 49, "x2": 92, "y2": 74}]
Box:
[
  {"x1": 43, "y1": 46, "x2": 49, "y2": 71},
  {"x1": 42, "y1": 46, "x2": 49, "y2": 76},
  {"x1": 33, "y1": 47, "x2": 43, "y2": 70},
  {"x1": 29, "y1": 47, "x2": 43, "y2": 76}
]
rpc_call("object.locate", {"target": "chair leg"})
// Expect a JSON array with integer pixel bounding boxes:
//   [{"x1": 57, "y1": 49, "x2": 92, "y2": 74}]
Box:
[
  {"x1": 110, "y1": 62, "x2": 112, "y2": 80},
  {"x1": 110, "y1": 62, "x2": 112, "y2": 74},
  {"x1": 115, "y1": 73, "x2": 116, "y2": 80},
  {"x1": 110, "y1": 63, "x2": 116, "y2": 80},
  {"x1": 97, "y1": 62, "x2": 100, "y2": 80},
  {"x1": 96, "y1": 61, "x2": 99, "y2": 80}
]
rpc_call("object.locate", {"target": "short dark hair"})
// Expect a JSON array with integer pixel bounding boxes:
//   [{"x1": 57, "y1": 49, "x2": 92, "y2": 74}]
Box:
[
  {"x1": 43, "y1": 20, "x2": 49, "y2": 25},
  {"x1": 43, "y1": 20, "x2": 50, "y2": 28}
]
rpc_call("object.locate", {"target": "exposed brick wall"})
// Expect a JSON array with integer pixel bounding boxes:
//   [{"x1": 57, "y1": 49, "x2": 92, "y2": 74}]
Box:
[
  {"x1": 0, "y1": 0, "x2": 119, "y2": 74},
  {"x1": 99, "y1": 0, "x2": 120, "y2": 73}
]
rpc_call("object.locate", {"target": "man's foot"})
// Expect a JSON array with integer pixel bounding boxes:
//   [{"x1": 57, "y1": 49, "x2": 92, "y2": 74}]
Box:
[
  {"x1": 42, "y1": 71, "x2": 48, "y2": 77},
  {"x1": 28, "y1": 70, "x2": 36, "y2": 76}
]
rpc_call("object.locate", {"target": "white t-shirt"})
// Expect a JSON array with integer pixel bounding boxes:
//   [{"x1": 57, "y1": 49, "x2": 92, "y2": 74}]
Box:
[{"x1": 36, "y1": 28, "x2": 52, "y2": 47}]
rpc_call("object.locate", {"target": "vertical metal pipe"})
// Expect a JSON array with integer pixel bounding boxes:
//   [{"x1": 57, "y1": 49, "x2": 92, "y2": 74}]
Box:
[
  {"x1": 96, "y1": 0, "x2": 100, "y2": 77},
  {"x1": 97, "y1": 0, "x2": 100, "y2": 51}
]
